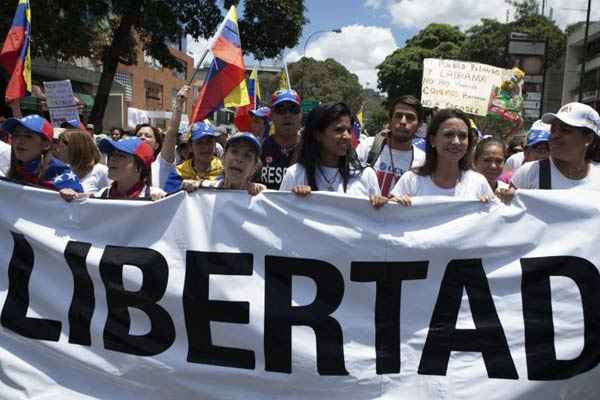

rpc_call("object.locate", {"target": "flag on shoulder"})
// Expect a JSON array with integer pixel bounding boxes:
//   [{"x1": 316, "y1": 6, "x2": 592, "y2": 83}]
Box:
[
  {"x1": 190, "y1": 6, "x2": 249, "y2": 123},
  {"x1": 0, "y1": 0, "x2": 32, "y2": 103}
]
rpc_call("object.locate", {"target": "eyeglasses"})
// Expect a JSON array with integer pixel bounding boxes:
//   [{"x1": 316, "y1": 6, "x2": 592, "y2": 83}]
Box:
[{"x1": 273, "y1": 104, "x2": 301, "y2": 115}]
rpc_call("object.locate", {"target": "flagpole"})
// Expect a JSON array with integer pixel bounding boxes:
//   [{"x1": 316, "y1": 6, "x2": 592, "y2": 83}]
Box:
[{"x1": 282, "y1": 50, "x2": 291, "y2": 89}]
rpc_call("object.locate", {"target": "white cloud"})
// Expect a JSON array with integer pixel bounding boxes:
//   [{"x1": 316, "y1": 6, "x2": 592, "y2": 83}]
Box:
[
  {"x1": 374, "y1": 0, "x2": 598, "y2": 30},
  {"x1": 186, "y1": 35, "x2": 211, "y2": 67},
  {"x1": 287, "y1": 25, "x2": 397, "y2": 89},
  {"x1": 389, "y1": 0, "x2": 507, "y2": 30}
]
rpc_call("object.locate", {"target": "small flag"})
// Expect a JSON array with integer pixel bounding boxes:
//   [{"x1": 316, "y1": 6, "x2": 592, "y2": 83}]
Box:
[{"x1": 0, "y1": 0, "x2": 32, "y2": 103}]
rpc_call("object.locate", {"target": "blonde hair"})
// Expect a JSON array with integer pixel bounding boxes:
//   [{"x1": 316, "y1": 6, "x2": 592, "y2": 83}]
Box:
[{"x1": 64, "y1": 129, "x2": 100, "y2": 175}]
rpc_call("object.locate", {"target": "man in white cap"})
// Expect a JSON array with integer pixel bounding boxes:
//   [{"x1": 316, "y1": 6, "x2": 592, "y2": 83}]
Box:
[{"x1": 499, "y1": 102, "x2": 600, "y2": 195}]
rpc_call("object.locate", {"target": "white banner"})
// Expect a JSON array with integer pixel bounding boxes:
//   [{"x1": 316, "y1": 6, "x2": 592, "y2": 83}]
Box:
[
  {"x1": 1, "y1": 179, "x2": 599, "y2": 399},
  {"x1": 421, "y1": 58, "x2": 510, "y2": 116}
]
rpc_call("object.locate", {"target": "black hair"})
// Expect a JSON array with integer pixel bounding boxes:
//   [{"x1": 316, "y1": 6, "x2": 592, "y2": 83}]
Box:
[
  {"x1": 296, "y1": 102, "x2": 363, "y2": 192},
  {"x1": 388, "y1": 95, "x2": 423, "y2": 123},
  {"x1": 473, "y1": 137, "x2": 506, "y2": 162},
  {"x1": 417, "y1": 108, "x2": 476, "y2": 177}
]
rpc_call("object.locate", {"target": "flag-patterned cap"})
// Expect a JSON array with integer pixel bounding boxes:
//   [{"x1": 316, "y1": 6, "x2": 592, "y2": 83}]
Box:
[
  {"x1": 250, "y1": 106, "x2": 272, "y2": 120},
  {"x1": 190, "y1": 121, "x2": 217, "y2": 142},
  {"x1": 226, "y1": 132, "x2": 262, "y2": 155},
  {"x1": 2, "y1": 114, "x2": 54, "y2": 142},
  {"x1": 272, "y1": 89, "x2": 301, "y2": 107},
  {"x1": 99, "y1": 137, "x2": 155, "y2": 168}
]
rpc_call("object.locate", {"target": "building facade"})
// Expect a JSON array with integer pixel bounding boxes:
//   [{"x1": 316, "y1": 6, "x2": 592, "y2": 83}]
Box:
[{"x1": 562, "y1": 21, "x2": 600, "y2": 111}]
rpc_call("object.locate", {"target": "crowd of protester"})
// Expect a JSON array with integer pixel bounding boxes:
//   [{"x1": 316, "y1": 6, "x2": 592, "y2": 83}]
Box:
[{"x1": 1, "y1": 85, "x2": 600, "y2": 209}]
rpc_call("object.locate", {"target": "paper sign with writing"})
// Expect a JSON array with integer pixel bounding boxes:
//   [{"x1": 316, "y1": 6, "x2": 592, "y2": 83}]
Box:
[
  {"x1": 421, "y1": 59, "x2": 510, "y2": 116},
  {"x1": 43, "y1": 80, "x2": 80, "y2": 127}
]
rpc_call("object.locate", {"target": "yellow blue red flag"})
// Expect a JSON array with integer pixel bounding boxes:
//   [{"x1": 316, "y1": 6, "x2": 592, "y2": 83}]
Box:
[
  {"x1": 0, "y1": 0, "x2": 32, "y2": 103},
  {"x1": 191, "y1": 6, "x2": 249, "y2": 123}
]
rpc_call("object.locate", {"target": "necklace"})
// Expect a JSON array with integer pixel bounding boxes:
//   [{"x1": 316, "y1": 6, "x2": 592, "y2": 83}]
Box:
[
  {"x1": 387, "y1": 143, "x2": 414, "y2": 182},
  {"x1": 318, "y1": 166, "x2": 340, "y2": 191}
]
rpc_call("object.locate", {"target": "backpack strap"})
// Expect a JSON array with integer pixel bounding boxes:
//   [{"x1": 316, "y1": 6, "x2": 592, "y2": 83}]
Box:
[
  {"x1": 539, "y1": 158, "x2": 551, "y2": 190},
  {"x1": 366, "y1": 133, "x2": 387, "y2": 167}
]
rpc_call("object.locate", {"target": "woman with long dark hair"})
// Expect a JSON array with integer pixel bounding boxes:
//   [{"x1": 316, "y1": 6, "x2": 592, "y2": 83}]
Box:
[
  {"x1": 390, "y1": 108, "x2": 494, "y2": 206},
  {"x1": 280, "y1": 102, "x2": 383, "y2": 206}
]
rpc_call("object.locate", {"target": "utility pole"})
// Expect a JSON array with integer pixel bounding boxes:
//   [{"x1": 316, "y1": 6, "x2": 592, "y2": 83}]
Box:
[{"x1": 578, "y1": 0, "x2": 592, "y2": 102}]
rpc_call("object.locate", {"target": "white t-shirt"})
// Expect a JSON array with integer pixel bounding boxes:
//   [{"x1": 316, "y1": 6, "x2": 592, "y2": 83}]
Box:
[
  {"x1": 280, "y1": 163, "x2": 381, "y2": 197},
  {"x1": 356, "y1": 137, "x2": 425, "y2": 196},
  {"x1": 151, "y1": 153, "x2": 175, "y2": 189},
  {"x1": 79, "y1": 163, "x2": 110, "y2": 194},
  {"x1": 504, "y1": 152, "x2": 525, "y2": 173},
  {"x1": 390, "y1": 169, "x2": 494, "y2": 199},
  {"x1": 511, "y1": 158, "x2": 600, "y2": 190},
  {"x1": 0, "y1": 140, "x2": 10, "y2": 177}
]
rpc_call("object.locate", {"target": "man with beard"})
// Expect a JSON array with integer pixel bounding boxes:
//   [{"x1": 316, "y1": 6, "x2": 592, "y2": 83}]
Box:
[
  {"x1": 259, "y1": 89, "x2": 302, "y2": 189},
  {"x1": 356, "y1": 95, "x2": 426, "y2": 197}
]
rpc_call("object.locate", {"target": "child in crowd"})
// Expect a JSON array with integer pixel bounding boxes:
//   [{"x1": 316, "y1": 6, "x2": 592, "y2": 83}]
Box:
[
  {"x1": 96, "y1": 137, "x2": 165, "y2": 200},
  {"x1": 183, "y1": 132, "x2": 265, "y2": 195},
  {"x1": 2, "y1": 114, "x2": 83, "y2": 193},
  {"x1": 164, "y1": 121, "x2": 224, "y2": 193}
]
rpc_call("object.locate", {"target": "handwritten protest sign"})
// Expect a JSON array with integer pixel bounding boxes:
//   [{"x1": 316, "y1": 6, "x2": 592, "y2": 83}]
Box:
[
  {"x1": 421, "y1": 59, "x2": 510, "y2": 116},
  {"x1": 43, "y1": 80, "x2": 80, "y2": 127}
]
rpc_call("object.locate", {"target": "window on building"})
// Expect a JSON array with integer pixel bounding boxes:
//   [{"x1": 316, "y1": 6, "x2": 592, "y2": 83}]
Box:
[
  {"x1": 145, "y1": 81, "x2": 163, "y2": 110},
  {"x1": 114, "y1": 72, "x2": 133, "y2": 102}
]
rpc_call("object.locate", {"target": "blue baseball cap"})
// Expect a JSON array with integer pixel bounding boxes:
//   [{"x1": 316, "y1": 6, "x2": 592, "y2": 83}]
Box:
[
  {"x1": 271, "y1": 89, "x2": 301, "y2": 107},
  {"x1": 527, "y1": 120, "x2": 551, "y2": 147},
  {"x1": 249, "y1": 106, "x2": 272, "y2": 120},
  {"x1": 99, "y1": 137, "x2": 155, "y2": 168},
  {"x1": 2, "y1": 114, "x2": 54, "y2": 141},
  {"x1": 226, "y1": 132, "x2": 262, "y2": 155},
  {"x1": 190, "y1": 121, "x2": 216, "y2": 142}
]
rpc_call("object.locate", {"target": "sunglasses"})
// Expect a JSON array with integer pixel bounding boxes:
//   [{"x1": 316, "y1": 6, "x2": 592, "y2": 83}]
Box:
[{"x1": 274, "y1": 104, "x2": 301, "y2": 115}]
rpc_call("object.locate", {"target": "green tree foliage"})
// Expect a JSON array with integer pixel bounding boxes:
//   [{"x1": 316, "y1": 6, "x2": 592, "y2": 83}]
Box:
[
  {"x1": 285, "y1": 57, "x2": 365, "y2": 114},
  {"x1": 506, "y1": 0, "x2": 539, "y2": 20},
  {"x1": 362, "y1": 88, "x2": 387, "y2": 136},
  {"x1": 377, "y1": 24, "x2": 465, "y2": 99},
  {"x1": 377, "y1": 14, "x2": 565, "y2": 101},
  {"x1": 0, "y1": 0, "x2": 307, "y2": 129}
]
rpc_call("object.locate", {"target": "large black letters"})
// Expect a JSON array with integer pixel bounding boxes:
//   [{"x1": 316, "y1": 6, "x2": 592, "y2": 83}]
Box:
[
  {"x1": 100, "y1": 245, "x2": 175, "y2": 356},
  {"x1": 521, "y1": 256, "x2": 600, "y2": 380},
  {"x1": 264, "y1": 256, "x2": 348, "y2": 375},
  {"x1": 64, "y1": 241, "x2": 94, "y2": 345},
  {"x1": 351, "y1": 261, "x2": 428, "y2": 374},
  {"x1": 184, "y1": 251, "x2": 255, "y2": 369},
  {"x1": 1, "y1": 232, "x2": 61, "y2": 341},
  {"x1": 418, "y1": 259, "x2": 518, "y2": 379}
]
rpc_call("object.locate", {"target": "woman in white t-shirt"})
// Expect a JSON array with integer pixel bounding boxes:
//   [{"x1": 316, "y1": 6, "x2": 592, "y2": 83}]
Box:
[
  {"x1": 473, "y1": 137, "x2": 509, "y2": 192},
  {"x1": 498, "y1": 102, "x2": 600, "y2": 201},
  {"x1": 62, "y1": 129, "x2": 110, "y2": 194},
  {"x1": 390, "y1": 109, "x2": 494, "y2": 206},
  {"x1": 280, "y1": 102, "x2": 384, "y2": 207}
]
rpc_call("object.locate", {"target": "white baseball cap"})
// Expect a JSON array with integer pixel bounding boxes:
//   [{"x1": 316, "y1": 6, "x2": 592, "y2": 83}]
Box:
[{"x1": 542, "y1": 102, "x2": 600, "y2": 136}]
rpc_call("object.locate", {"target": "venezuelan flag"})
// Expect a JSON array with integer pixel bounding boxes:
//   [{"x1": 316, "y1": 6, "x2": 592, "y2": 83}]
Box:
[
  {"x1": 191, "y1": 6, "x2": 249, "y2": 123},
  {"x1": 0, "y1": 0, "x2": 32, "y2": 103},
  {"x1": 234, "y1": 67, "x2": 259, "y2": 131}
]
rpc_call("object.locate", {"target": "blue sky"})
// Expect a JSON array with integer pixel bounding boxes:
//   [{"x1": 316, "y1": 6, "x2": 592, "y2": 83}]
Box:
[{"x1": 186, "y1": 0, "x2": 598, "y2": 90}]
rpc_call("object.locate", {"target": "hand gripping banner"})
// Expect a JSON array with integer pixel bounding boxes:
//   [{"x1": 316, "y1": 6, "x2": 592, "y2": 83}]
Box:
[{"x1": 0, "y1": 179, "x2": 599, "y2": 399}]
